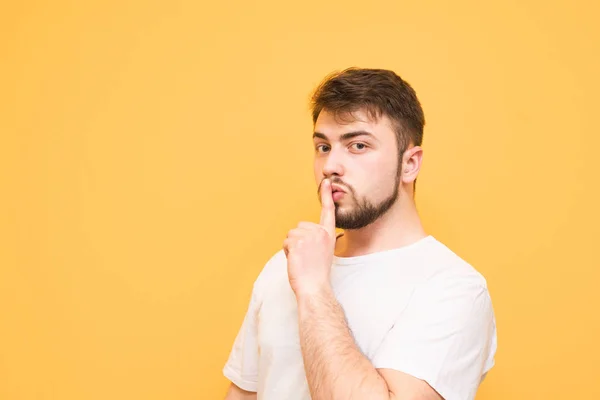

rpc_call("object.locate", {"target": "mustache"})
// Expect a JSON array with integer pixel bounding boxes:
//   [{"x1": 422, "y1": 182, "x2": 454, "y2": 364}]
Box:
[{"x1": 317, "y1": 177, "x2": 354, "y2": 196}]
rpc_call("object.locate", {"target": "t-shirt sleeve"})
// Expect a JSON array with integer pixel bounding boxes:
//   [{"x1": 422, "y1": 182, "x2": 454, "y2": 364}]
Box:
[
  {"x1": 222, "y1": 283, "x2": 261, "y2": 392},
  {"x1": 371, "y1": 280, "x2": 497, "y2": 400}
]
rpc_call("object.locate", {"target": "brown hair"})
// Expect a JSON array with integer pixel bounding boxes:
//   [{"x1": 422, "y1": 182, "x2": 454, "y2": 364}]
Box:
[{"x1": 310, "y1": 67, "x2": 425, "y2": 191}]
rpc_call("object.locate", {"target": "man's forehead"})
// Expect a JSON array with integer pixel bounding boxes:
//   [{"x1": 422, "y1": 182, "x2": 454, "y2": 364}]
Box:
[
  {"x1": 317, "y1": 108, "x2": 377, "y2": 124},
  {"x1": 313, "y1": 109, "x2": 393, "y2": 137}
]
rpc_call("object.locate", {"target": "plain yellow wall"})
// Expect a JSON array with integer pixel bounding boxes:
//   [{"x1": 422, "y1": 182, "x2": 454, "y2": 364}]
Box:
[{"x1": 1, "y1": 0, "x2": 599, "y2": 399}]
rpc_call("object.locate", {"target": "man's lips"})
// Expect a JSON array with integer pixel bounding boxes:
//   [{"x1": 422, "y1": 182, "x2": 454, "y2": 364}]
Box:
[
  {"x1": 332, "y1": 191, "x2": 345, "y2": 201},
  {"x1": 331, "y1": 183, "x2": 346, "y2": 194},
  {"x1": 330, "y1": 183, "x2": 347, "y2": 202}
]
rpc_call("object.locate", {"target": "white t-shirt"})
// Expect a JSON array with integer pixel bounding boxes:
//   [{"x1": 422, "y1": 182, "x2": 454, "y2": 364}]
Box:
[{"x1": 223, "y1": 235, "x2": 497, "y2": 400}]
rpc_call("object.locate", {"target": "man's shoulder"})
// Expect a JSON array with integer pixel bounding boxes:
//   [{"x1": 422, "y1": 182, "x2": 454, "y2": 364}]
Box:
[
  {"x1": 253, "y1": 249, "x2": 288, "y2": 291},
  {"x1": 408, "y1": 239, "x2": 494, "y2": 330},
  {"x1": 422, "y1": 236, "x2": 489, "y2": 291}
]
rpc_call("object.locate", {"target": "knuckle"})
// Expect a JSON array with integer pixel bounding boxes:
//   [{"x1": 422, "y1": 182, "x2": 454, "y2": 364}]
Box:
[
  {"x1": 298, "y1": 221, "x2": 316, "y2": 229},
  {"x1": 318, "y1": 226, "x2": 329, "y2": 237}
]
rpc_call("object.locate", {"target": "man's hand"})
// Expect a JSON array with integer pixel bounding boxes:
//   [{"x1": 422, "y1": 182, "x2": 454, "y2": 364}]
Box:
[{"x1": 283, "y1": 178, "x2": 336, "y2": 297}]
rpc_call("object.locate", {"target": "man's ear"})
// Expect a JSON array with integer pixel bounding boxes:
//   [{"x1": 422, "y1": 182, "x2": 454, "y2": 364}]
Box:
[{"x1": 401, "y1": 146, "x2": 423, "y2": 184}]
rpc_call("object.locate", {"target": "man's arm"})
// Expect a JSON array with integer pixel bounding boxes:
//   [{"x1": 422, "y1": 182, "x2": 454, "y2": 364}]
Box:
[
  {"x1": 297, "y1": 286, "x2": 442, "y2": 400},
  {"x1": 224, "y1": 383, "x2": 257, "y2": 400},
  {"x1": 283, "y1": 179, "x2": 442, "y2": 400}
]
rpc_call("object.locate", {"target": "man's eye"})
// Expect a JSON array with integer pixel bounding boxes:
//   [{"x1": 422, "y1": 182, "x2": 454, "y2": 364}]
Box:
[
  {"x1": 316, "y1": 144, "x2": 330, "y2": 153},
  {"x1": 350, "y1": 143, "x2": 367, "y2": 151}
]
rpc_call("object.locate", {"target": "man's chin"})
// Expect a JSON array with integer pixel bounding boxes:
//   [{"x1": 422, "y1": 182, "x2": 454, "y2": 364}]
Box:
[{"x1": 334, "y1": 208, "x2": 354, "y2": 221}]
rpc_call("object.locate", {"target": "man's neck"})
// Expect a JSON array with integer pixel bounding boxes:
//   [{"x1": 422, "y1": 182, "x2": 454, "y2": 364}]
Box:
[{"x1": 334, "y1": 192, "x2": 427, "y2": 258}]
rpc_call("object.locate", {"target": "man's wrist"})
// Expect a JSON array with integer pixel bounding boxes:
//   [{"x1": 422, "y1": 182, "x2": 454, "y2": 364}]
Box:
[{"x1": 294, "y1": 282, "x2": 334, "y2": 306}]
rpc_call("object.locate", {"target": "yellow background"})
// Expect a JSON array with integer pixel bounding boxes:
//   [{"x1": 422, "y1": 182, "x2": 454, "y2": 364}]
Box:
[{"x1": 1, "y1": 0, "x2": 599, "y2": 399}]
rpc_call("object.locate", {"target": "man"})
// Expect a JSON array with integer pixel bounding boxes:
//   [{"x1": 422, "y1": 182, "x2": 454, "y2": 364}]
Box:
[{"x1": 222, "y1": 68, "x2": 497, "y2": 400}]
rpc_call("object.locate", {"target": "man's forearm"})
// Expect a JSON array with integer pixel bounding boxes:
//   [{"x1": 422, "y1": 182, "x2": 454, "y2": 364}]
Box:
[{"x1": 296, "y1": 286, "x2": 391, "y2": 400}]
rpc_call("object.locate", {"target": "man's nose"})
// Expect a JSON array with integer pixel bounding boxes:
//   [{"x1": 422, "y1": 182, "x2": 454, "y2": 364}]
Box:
[{"x1": 322, "y1": 148, "x2": 344, "y2": 177}]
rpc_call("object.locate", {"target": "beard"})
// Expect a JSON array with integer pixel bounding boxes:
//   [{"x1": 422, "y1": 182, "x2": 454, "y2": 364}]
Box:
[{"x1": 321, "y1": 173, "x2": 400, "y2": 230}]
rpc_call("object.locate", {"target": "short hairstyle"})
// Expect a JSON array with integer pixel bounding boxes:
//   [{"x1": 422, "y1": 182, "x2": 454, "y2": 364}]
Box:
[{"x1": 310, "y1": 67, "x2": 425, "y2": 191}]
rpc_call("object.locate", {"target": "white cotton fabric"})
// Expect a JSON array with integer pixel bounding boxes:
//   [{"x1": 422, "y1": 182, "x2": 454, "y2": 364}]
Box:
[{"x1": 223, "y1": 235, "x2": 497, "y2": 400}]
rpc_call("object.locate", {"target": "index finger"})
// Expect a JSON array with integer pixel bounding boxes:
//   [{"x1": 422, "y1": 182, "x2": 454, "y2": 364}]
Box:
[{"x1": 319, "y1": 179, "x2": 335, "y2": 236}]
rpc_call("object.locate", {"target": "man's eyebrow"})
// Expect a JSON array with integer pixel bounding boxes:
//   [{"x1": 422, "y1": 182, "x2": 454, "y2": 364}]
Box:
[{"x1": 312, "y1": 131, "x2": 377, "y2": 141}]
